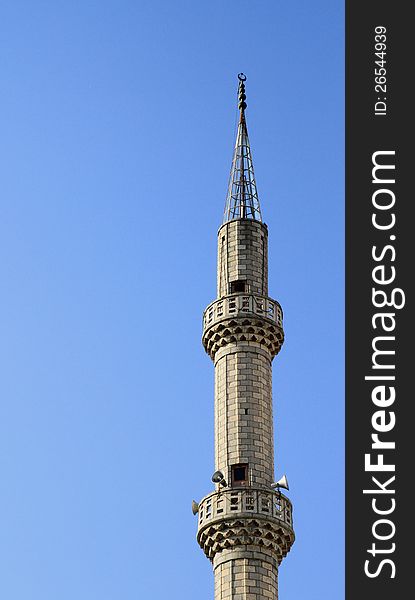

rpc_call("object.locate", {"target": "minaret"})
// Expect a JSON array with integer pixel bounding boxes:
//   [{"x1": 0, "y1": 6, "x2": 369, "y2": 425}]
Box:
[{"x1": 194, "y1": 74, "x2": 295, "y2": 599}]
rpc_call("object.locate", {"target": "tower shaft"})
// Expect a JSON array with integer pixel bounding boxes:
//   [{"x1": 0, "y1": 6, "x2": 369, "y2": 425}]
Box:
[{"x1": 214, "y1": 219, "x2": 275, "y2": 488}]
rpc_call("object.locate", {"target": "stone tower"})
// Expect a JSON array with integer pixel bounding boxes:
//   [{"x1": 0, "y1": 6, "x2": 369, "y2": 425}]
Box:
[{"x1": 195, "y1": 74, "x2": 295, "y2": 599}]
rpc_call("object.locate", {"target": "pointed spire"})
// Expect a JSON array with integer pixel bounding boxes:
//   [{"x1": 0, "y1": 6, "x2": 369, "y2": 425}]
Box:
[{"x1": 223, "y1": 74, "x2": 262, "y2": 223}]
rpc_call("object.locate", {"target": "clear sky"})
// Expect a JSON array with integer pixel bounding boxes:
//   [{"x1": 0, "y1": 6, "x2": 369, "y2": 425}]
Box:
[{"x1": 0, "y1": 1, "x2": 343, "y2": 599}]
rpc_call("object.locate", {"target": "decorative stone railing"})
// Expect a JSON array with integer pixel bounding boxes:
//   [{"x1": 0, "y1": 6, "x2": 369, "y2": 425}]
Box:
[
  {"x1": 202, "y1": 294, "x2": 284, "y2": 359},
  {"x1": 196, "y1": 488, "x2": 295, "y2": 562},
  {"x1": 197, "y1": 487, "x2": 293, "y2": 530},
  {"x1": 203, "y1": 294, "x2": 283, "y2": 332}
]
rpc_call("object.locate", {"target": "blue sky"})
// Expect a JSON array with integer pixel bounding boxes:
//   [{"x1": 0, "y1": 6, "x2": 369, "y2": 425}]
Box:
[{"x1": 0, "y1": 1, "x2": 343, "y2": 598}]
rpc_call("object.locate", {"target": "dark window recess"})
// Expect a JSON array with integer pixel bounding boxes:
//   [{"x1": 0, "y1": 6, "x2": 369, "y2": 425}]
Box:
[
  {"x1": 231, "y1": 464, "x2": 249, "y2": 487},
  {"x1": 230, "y1": 280, "x2": 247, "y2": 293}
]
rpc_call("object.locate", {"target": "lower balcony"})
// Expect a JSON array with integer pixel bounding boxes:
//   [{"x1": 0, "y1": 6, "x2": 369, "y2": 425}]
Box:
[
  {"x1": 197, "y1": 487, "x2": 293, "y2": 529},
  {"x1": 196, "y1": 487, "x2": 295, "y2": 562}
]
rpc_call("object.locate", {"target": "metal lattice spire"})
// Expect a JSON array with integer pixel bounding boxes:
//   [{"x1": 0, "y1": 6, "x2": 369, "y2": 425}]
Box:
[{"x1": 223, "y1": 74, "x2": 262, "y2": 223}]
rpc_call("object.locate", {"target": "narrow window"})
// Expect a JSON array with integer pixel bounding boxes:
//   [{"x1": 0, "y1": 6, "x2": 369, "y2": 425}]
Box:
[
  {"x1": 231, "y1": 464, "x2": 249, "y2": 487},
  {"x1": 230, "y1": 280, "x2": 247, "y2": 293}
]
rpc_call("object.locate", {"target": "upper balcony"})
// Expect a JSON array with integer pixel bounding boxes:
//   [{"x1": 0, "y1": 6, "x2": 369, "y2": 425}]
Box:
[
  {"x1": 202, "y1": 294, "x2": 284, "y2": 360},
  {"x1": 203, "y1": 294, "x2": 283, "y2": 331}
]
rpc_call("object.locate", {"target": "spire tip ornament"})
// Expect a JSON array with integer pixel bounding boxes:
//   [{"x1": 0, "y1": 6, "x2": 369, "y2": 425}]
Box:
[{"x1": 238, "y1": 73, "x2": 247, "y2": 111}]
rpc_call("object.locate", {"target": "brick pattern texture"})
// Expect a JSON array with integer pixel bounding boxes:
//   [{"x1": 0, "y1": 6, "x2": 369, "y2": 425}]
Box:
[
  {"x1": 214, "y1": 550, "x2": 278, "y2": 600},
  {"x1": 214, "y1": 346, "x2": 274, "y2": 488},
  {"x1": 217, "y1": 220, "x2": 268, "y2": 297}
]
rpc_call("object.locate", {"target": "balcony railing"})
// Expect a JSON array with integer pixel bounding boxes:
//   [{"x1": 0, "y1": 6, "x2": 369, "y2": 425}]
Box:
[
  {"x1": 197, "y1": 487, "x2": 293, "y2": 531},
  {"x1": 203, "y1": 294, "x2": 283, "y2": 331}
]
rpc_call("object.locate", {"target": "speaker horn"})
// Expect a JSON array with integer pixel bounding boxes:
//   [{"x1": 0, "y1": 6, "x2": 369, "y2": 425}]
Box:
[
  {"x1": 211, "y1": 470, "x2": 227, "y2": 486},
  {"x1": 271, "y1": 474, "x2": 289, "y2": 491},
  {"x1": 191, "y1": 500, "x2": 199, "y2": 515}
]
